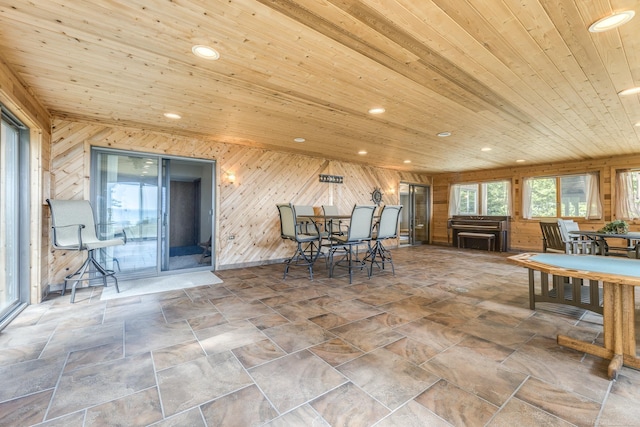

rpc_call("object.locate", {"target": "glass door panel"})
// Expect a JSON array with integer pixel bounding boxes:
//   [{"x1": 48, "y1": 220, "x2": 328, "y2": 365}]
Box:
[
  {"x1": 399, "y1": 183, "x2": 410, "y2": 245},
  {"x1": 399, "y1": 183, "x2": 430, "y2": 245},
  {"x1": 94, "y1": 152, "x2": 160, "y2": 277},
  {"x1": 413, "y1": 185, "x2": 429, "y2": 244},
  {"x1": 0, "y1": 119, "x2": 19, "y2": 317},
  {"x1": 164, "y1": 159, "x2": 213, "y2": 272}
]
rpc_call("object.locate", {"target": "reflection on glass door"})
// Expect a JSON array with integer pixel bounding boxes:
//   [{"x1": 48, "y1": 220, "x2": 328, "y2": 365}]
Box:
[
  {"x1": 94, "y1": 153, "x2": 160, "y2": 276},
  {"x1": 399, "y1": 183, "x2": 430, "y2": 245},
  {"x1": 92, "y1": 149, "x2": 214, "y2": 279}
]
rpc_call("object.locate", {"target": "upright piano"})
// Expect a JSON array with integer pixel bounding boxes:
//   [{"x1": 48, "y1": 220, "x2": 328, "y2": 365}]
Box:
[{"x1": 447, "y1": 215, "x2": 510, "y2": 252}]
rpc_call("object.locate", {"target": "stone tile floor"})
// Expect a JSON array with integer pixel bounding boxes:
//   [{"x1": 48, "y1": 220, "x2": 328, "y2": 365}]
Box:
[{"x1": 1, "y1": 245, "x2": 639, "y2": 426}]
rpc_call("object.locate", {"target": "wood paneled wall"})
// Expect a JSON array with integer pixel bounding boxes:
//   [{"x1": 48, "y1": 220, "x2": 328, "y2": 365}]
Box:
[
  {"x1": 432, "y1": 155, "x2": 640, "y2": 253},
  {"x1": 49, "y1": 118, "x2": 430, "y2": 285}
]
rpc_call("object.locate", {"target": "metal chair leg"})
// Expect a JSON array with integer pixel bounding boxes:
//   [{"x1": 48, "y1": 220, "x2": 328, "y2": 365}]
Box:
[{"x1": 64, "y1": 249, "x2": 120, "y2": 303}]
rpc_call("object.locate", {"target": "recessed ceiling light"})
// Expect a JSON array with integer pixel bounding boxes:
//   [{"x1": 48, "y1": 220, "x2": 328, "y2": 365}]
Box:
[
  {"x1": 437, "y1": 131, "x2": 451, "y2": 137},
  {"x1": 358, "y1": 150, "x2": 367, "y2": 155},
  {"x1": 619, "y1": 86, "x2": 640, "y2": 96},
  {"x1": 516, "y1": 159, "x2": 525, "y2": 163},
  {"x1": 294, "y1": 137, "x2": 306, "y2": 143},
  {"x1": 163, "y1": 112, "x2": 181, "y2": 119},
  {"x1": 481, "y1": 147, "x2": 492, "y2": 152},
  {"x1": 192, "y1": 45, "x2": 220, "y2": 60},
  {"x1": 368, "y1": 107, "x2": 385, "y2": 114},
  {"x1": 588, "y1": 10, "x2": 635, "y2": 32},
  {"x1": 403, "y1": 160, "x2": 411, "y2": 164},
  {"x1": 635, "y1": 122, "x2": 640, "y2": 127}
]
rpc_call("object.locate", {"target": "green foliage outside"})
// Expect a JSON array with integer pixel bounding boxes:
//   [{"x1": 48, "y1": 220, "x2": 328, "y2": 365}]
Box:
[
  {"x1": 529, "y1": 177, "x2": 556, "y2": 217},
  {"x1": 529, "y1": 176, "x2": 587, "y2": 218},
  {"x1": 485, "y1": 181, "x2": 509, "y2": 215}
]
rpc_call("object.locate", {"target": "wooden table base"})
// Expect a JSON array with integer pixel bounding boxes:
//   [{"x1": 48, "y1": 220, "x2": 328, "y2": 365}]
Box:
[{"x1": 557, "y1": 282, "x2": 640, "y2": 380}]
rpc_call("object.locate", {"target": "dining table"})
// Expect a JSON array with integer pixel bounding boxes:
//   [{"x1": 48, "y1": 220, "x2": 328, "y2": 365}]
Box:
[{"x1": 568, "y1": 230, "x2": 640, "y2": 257}]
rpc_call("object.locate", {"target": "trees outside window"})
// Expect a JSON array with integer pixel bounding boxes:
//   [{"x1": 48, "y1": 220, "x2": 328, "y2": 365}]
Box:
[
  {"x1": 523, "y1": 173, "x2": 601, "y2": 219},
  {"x1": 615, "y1": 170, "x2": 640, "y2": 220},
  {"x1": 449, "y1": 180, "x2": 511, "y2": 216}
]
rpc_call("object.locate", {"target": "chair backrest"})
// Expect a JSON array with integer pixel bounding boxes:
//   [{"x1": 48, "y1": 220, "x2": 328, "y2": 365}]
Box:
[
  {"x1": 376, "y1": 205, "x2": 403, "y2": 240},
  {"x1": 294, "y1": 205, "x2": 315, "y2": 217},
  {"x1": 277, "y1": 203, "x2": 297, "y2": 240},
  {"x1": 322, "y1": 205, "x2": 339, "y2": 216},
  {"x1": 346, "y1": 205, "x2": 376, "y2": 241},
  {"x1": 47, "y1": 199, "x2": 99, "y2": 249},
  {"x1": 293, "y1": 205, "x2": 316, "y2": 234},
  {"x1": 539, "y1": 219, "x2": 565, "y2": 253},
  {"x1": 558, "y1": 219, "x2": 579, "y2": 241},
  {"x1": 557, "y1": 219, "x2": 598, "y2": 254}
]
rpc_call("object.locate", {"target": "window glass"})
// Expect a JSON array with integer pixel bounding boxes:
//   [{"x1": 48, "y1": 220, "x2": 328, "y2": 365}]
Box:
[
  {"x1": 528, "y1": 177, "x2": 556, "y2": 217},
  {"x1": 559, "y1": 175, "x2": 587, "y2": 217},
  {"x1": 525, "y1": 173, "x2": 599, "y2": 219},
  {"x1": 483, "y1": 181, "x2": 509, "y2": 215},
  {"x1": 0, "y1": 107, "x2": 28, "y2": 324},
  {"x1": 457, "y1": 184, "x2": 477, "y2": 215},
  {"x1": 615, "y1": 170, "x2": 640, "y2": 219},
  {"x1": 449, "y1": 180, "x2": 510, "y2": 216}
]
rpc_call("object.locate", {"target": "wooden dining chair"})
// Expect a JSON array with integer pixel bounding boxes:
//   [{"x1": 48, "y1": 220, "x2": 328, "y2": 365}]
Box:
[
  {"x1": 535, "y1": 218, "x2": 603, "y2": 313},
  {"x1": 557, "y1": 219, "x2": 598, "y2": 254},
  {"x1": 539, "y1": 219, "x2": 566, "y2": 253}
]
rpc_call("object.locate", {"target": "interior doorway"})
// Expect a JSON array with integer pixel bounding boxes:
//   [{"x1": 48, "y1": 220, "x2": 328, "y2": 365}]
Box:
[
  {"x1": 91, "y1": 149, "x2": 215, "y2": 279},
  {"x1": 399, "y1": 183, "x2": 430, "y2": 245}
]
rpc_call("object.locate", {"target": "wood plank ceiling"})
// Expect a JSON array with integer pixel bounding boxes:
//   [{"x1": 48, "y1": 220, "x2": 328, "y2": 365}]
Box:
[{"x1": 0, "y1": 0, "x2": 638, "y2": 173}]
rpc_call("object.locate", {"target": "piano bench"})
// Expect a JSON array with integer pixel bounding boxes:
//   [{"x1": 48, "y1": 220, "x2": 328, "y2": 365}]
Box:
[{"x1": 458, "y1": 232, "x2": 495, "y2": 251}]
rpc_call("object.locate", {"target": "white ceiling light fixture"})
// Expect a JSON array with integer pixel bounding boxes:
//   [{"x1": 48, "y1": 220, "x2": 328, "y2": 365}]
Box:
[
  {"x1": 437, "y1": 131, "x2": 451, "y2": 137},
  {"x1": 163, "y1": 112, "x2": 182, "y2": 119},
  {"x1": 403, "y1": 160, "x2": 411, "y2": 164},
  {"x1": 618, "y1": 86, "x2": 640, "y2": 96},
  {"x1": 588, "y1": 10, "x2": 635, "y2": 33},
  {"x1": 481, "y1": 147, "x2": 492, "y2": 152},
  {"x1": 192, "y1": 45, "x2": 220, "y2": 60},
  {"x1": 293, "y1": 137, "x2": 306, "y2": 143},
  {"x1": 516, "y1": 159, "x2": 526, "y2": 163},
  {"x1": 358, "y1": 150, "x2": 367, "y2": 155},
  {"x1": 368, "y1": 107, "x2": 385, "y2": 114}
]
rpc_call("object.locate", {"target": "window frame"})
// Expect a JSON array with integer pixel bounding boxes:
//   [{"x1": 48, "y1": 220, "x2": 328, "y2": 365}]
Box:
[
  {"x1": 523, "y1": 172, "x2": 601, "y2": 219},
  {"x1": 449, "y1": 179, "x2": 512, "y2": 217}
]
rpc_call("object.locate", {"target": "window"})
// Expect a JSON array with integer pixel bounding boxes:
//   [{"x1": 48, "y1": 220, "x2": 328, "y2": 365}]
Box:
[
  {"x1": 522, "y1": 173, "x2": 602, "y2": 219},
  {"x1": 615, "y1": 170, "x2": 640, "y2": 220},
  {"x1": 449, "y1": 180, "x2": 511, "y2": 216}
]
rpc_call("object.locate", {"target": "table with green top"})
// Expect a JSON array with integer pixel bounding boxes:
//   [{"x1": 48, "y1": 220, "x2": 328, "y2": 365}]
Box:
[{"x1": 509, "y1": 252, "x2": 640, "y2": 380}]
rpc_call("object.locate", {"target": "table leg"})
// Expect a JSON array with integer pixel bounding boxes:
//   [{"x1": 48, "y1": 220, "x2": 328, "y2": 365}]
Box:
[
  {"x1": 608, "y1": 283, "x2": 623, "y2": 379},
  {"x1": 558, "y1": 281, "x2": 639, "y2": 380}
]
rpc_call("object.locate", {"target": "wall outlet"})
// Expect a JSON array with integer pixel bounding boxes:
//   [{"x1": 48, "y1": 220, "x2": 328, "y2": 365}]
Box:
[{"x1": 228, "y1": 235, "x2": 235, "y2": 240}]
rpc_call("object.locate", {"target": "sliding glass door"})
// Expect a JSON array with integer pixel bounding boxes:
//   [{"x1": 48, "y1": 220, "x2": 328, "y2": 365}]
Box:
[
  {"x1": 92, "y1": 149, "x2": 214, "y2": 279},
  {"x1": 0, "y1": 106, "x2": 29, "y2": 328},
  {"x1": 399, "y1": 183, "x2": 430, "y2": 245}
]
